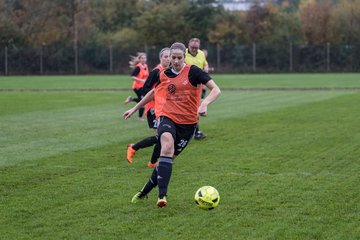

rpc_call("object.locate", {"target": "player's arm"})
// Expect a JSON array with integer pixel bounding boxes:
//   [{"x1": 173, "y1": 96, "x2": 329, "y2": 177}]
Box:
[
  {"x1": 189, "y1": 65, "x2": 220, "y2": 116},
  {"x1": 132, "y1": 76, "x2": 145, "y2": 83},
  {"x1": 123, "y1": 89, "x2": 155, "y2": 120},
  {"x1": 198, "y1": 80, "x2": 221, "y2": 116},
  {"x1": 142, "y1": 69, "x2": 159, "y2": 95},
  {"x1": 202, "y1": 61, "x2": 210, "y2": 91}
]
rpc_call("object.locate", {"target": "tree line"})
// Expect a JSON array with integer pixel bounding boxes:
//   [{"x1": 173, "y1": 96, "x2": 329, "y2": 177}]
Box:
[
  {"x1": 1, "y1": 0, "x2": 360, "y2": 48},
  {"x1": 1, "y1": 0, "x2": 360, "y2": 74}
]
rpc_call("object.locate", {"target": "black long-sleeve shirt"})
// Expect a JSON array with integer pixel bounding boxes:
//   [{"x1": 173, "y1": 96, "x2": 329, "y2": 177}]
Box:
[{"x1": 142, "y1": 68, "x2": 161, "y2": 96}]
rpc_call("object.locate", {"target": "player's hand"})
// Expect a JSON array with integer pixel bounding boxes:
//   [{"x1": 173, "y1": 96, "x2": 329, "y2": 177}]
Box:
[
  {"x1": 198, "y1": 104, "x2": 207, "y2": 117},
  {"x1": 123, "y1": 108, "x2": 136, "y2": 120}
]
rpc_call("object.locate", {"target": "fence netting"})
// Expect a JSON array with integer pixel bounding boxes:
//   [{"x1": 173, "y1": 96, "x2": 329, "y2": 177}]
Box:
[{"x1": 1, "y1": 43, "x2": 359, "y2": 75}]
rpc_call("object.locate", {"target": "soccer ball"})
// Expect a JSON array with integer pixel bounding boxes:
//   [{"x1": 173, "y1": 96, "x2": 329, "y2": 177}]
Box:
[{"x1": 194, "y1": 186, "x2": 220, "y2": 210}]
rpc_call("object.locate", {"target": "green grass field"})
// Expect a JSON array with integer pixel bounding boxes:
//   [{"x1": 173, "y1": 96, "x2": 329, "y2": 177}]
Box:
[{"x1": 1, "y1": 74, "x2": 359, "y2": 239}]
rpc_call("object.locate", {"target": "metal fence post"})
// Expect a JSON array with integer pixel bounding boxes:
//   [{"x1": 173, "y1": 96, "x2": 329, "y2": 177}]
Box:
[
  {"x1": 109, "y1": 45, "x2": 113, "y2": 73},
  {"x1": 216, "y1": 43, "x2": 221, "y2": 70},
  {"x1": 252, "y1": 42, "x2": 256, "y2": 72},
  {"x1": 40, "y1": 46, "x2": 43, "y2": 74},
  {"x1": 74, "y1": 46, "x2": 78, "y2": 74},
  {"x1": 5, "y1": 47, "x2": 8, "y2": 75},
  {"x1": 326, "y1": 42, "x2": 330, "y2": 72},
  {"x1": 289, "y1": 42, "x2": 293, "y2": 72}
]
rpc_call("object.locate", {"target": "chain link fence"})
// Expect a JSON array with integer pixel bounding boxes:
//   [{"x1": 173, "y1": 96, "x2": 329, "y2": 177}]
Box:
[{"x1": 1, "y1": 43, "x2": 359, "y2": 75}]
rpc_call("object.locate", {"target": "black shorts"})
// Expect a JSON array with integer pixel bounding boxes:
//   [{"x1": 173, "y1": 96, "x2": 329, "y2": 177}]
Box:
[
  {"x1": 146, "y1": 108, "x2": 157, "y2": 129},
  {"x1": 156, "y1": 116, "x2": 197, "y2": 156}
]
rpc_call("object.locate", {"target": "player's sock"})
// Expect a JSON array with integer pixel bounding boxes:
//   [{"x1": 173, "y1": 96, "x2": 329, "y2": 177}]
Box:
[
  {"x1": 157, "y1": 156, "x2": 172, "y2": 198},
  {"x1": 139, "y1": 167, "x2": 158, "y2": 197},
  {"x1": 133, "y1": 136, "x2": 157, "y2": 151},
  {"x1": 139, "y1": 107, "x2": 144, "y2": 118},
  {"x1": 150, "y1": 142, "x2": 161, "y2": 164}
]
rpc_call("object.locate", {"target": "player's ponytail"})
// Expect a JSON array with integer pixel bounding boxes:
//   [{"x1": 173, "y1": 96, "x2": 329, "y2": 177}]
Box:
[{"x1": 129, "y1": 52, "x2": 146, "y2": 69}]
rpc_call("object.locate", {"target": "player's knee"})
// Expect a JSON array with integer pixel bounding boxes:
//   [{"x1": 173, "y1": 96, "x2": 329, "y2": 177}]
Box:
[{"x1": 160, "y1": 133, "x2": 174, "y2": 156}]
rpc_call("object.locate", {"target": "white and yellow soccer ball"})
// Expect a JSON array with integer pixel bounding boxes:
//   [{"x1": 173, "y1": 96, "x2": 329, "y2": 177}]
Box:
[{"x1": 194, "y1": 186, "x2": 220, "y2": 210}]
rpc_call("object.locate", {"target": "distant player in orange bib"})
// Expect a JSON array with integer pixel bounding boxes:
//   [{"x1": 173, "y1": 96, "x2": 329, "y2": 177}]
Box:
[
  {"x1": 124, "y1": 52, "x2": 149, "y2": 120},
  {"x1": 126, "y1": 48, "x2": 170, "y2": 168},
  {"x1": 123, "y1": 42, "x2": 221, "y2": 208}
]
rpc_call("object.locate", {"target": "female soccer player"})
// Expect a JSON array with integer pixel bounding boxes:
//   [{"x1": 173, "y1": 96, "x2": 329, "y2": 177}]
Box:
[
  {"x1": 126, "y1": 48, "x2": 170, "y2": 168},
  {"x1": 123, "y1": 42, "x2": 221, "y2": 208},
  {"x1": 124, "y1": 52, "x2": 149, "y2": 120}
]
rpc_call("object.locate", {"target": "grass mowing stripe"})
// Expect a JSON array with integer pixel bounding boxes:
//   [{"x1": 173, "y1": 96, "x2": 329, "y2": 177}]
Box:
[
  {"x1": 0, "y1": 75, "x2": 131, "y2": 89},
  {"x1": 1, "y1": 73, "x2": 360, "y2": 89},
  {"x1": 0, "y1": 103, "x2": 152, "y2": 166},
  {"x1": 0, "y1": 91, "x2": 352, "y2": 166},
  {"x1": 0, "y1": 92, "x2": 127, "y2": 115},
  {"x1": 214, "y1": 73, "x2": 360, "y2": 88},
  {"x1": 201, "y1": 90, "x2": 351, "y2": 124}
]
